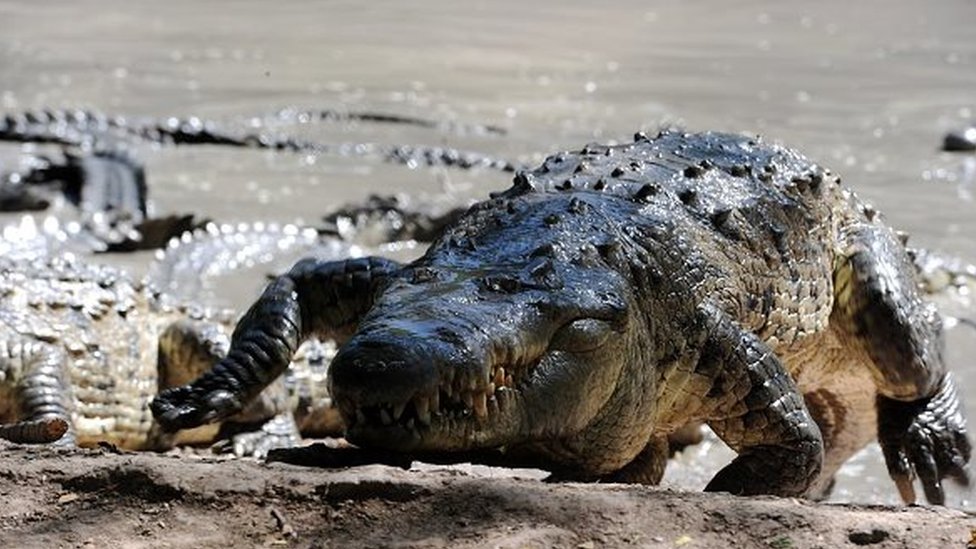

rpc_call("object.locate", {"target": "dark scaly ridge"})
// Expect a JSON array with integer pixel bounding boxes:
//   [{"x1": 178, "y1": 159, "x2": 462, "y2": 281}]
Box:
[
  {"x1": 273, "y1": 106, "x2": 507, "y2": 136},
  {"x1": 0, "y1": 109, "x2": 524, "y2": 172}
]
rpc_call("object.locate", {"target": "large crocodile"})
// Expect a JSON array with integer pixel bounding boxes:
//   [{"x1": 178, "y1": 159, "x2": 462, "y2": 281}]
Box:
[{"x1": 152, "y1": 130, "x2": 970, "y2": 503}]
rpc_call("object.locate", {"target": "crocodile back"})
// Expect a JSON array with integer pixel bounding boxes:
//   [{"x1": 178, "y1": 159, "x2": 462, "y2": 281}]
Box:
[
  {"x1": 480, "y1": 131, "x2": 841, "y2": 350},
  {"x1": 0, "y1": 256, "x2": 163, "y2": 447}
]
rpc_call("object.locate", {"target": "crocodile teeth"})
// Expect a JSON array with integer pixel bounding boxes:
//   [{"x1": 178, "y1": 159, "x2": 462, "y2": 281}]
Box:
[
  {"x1": 496, "y1": 386, "x2": 511, "y2": 409},
  {"x1": 493, "y1": 367, "x2": 505, "y2": 388},
  {"x1": 473, "y1": 392, "x2": 488, "y2": 419},
  {"x1": 379, "y1": 408, "x2": 393, "y2": 425},
  {"x1": 462, "y1": 392, "x2": 474, "y2": 408},
  {"x1": 414, "y1": 396, "x2": 431, "y2": 425},
  {"x1": 430, "y1": 390, "x2": 440, "y2": 414},
  {"x1": 393, "y1": 401, "x2": 407, "y2": 422}
]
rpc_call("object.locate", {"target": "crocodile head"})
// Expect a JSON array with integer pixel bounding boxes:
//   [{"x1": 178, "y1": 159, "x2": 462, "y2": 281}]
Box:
[{"x1": 329, "y1": 193, "x2": 648, "y2": 465}]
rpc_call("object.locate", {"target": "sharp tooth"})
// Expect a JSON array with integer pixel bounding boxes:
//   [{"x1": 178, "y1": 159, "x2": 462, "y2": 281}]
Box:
[
  {"x1": 406, "y1": 418, "x2": 415, "y2": 430},
  {"x1": 431, "y1": 390, "x2": 440, "y2": 413},
  {"x1": 488, "y1": 395, "x2": 499, "y2": 416},
  {"x1": 393, "y1": 401, "x2": 407, "y2": 421},
  {"x1": 505, "y1": 374, "x2": 514, "y2": 387},
  {"x1": 415, "y1": 396, "x2": 431, "y2": 425},
  {"x1": 494, "y1": 367, "x2": 505, "y2": 387},
  {"x1": 379, "y1": 408, "x2": 393, "y2": 425},
  {"x1": 473, "y1": 392, "x2": 488, "y2": 419},
  {"x1": 487, "y1": 382, "x2": 495, "y2": 394},
  {"x1": 462, "y1": 392, "x2": 473, "y2": 408},
  {"x1": 497, "y1": 387, "x2": 510, "y2": 409}
]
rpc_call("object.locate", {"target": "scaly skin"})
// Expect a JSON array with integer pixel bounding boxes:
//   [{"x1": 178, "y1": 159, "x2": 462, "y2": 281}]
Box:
[
  {"x1": 152, "y1": 131, "x2": 970, "y2": 503},
  {"x1": 0, "y1": 254, "x2": 327, "y2": 455},
  {"x1": 0, "y1": 254, "x2": 211, "y2": 449}
]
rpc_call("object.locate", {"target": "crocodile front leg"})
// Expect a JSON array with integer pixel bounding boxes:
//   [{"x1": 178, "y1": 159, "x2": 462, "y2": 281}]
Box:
[
  {"x1": 151, "y1": 318, "x2": 303, "y2": 457},
  {"x1": 834, "y1": 223, "x2": 971, "y2": 504},
  {"x1": 699, "y1": 306, "x2": 825, "y2": 497},
  {"x1": 150, "y1": 256, "x2": 403, "y2": 432}
]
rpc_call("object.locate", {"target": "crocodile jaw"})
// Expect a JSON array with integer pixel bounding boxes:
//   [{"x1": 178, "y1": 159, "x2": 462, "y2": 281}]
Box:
[{"x1": 329, "y1": 313, "x2": 634, "y2": 454}]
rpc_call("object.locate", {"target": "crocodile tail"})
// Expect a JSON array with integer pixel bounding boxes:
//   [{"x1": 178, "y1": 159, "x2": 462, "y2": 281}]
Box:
[{"x1": 0, "y1": 417, "x2": 69, "y2": 444}]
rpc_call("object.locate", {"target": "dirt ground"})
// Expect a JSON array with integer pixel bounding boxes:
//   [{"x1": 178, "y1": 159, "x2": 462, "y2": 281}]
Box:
[{"x1": 0, "y1": 442, "x2": 972, "y2": 549}]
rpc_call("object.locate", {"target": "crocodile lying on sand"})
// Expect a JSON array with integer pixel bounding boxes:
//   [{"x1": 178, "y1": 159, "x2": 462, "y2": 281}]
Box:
[
  {"x1": 152, "y1": 130, "x2": 971, "y2": 503},
  {"x1": 0, "y1": 253, "x2": 339, "y2": 456}
]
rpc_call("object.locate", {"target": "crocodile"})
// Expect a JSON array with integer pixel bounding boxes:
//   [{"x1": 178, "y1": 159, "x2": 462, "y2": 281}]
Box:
[
  {"x1": 0, "y1": 107, "x2": 523, "y2": 252},
  {"x1": 151, "y1": 130, "x2": 970, "y2": 503},
  {"x1": 0, "y1": 108, "x2": 523, "y2": 172},
  {"x1": 0, "y1": 253, "x2": 331, "y2": 456},
  {"x1": 1, "y1": 147, "x2": 198, "y2": 255},
  {"x1": 272, "y1": 106, "x2": 507, "y2": 136},
  {"x1": 2, "y1": 147, "x2": 148, "y2": 218}
]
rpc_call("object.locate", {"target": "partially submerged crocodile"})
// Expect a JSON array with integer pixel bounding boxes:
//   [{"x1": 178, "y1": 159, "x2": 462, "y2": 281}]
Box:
[
  {"x1": 0, "y1": 108, "x2": 523, "y2": 172},
  {"x1": 0, "y1": 107, "x2": 522, "y2": 254},
  {"x1": 151, "y1": 130, "x2": 972, "y2": 504},
  {"x1": 1, "y1": 147, "x2": 199, "y2": 256}
]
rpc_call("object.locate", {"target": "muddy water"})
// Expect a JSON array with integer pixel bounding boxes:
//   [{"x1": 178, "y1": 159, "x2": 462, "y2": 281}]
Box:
[{"x1": 1, "y1": 0, "x2": 975, "y2": 506}]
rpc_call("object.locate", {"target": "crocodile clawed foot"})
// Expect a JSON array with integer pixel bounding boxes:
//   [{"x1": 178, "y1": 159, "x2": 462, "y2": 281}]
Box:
[
  {"x1": 877, "y1": 376, "x2": 972, "y2": 505},
  {"x1": 151, "y1": 385, "x2": 243, "y2": 432}
]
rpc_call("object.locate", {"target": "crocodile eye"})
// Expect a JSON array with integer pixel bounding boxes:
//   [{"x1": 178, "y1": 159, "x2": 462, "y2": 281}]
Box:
[
  {"x1": 480, "y1": 275, "x2": 521, "y2": 294},
  {"x1": 549, "y1": 318, "x2": 616, "y2": 353},
  {"x1": 411, "y1": 267, "x2": 438, "y2": 284}
]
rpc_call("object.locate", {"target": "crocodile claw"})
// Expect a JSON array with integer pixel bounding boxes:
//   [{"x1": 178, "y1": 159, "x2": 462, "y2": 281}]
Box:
[
  {"x1": 877, "y1": 376, "x2": 971, "y2": 505},
  {"x1": 151, "y1": 386, "x2": 243, "y2": 432}
]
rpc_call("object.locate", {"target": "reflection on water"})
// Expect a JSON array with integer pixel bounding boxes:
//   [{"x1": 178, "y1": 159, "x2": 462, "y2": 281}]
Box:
[{"x1": 1, "y1": 0, "x2": 974, "y2": 507}]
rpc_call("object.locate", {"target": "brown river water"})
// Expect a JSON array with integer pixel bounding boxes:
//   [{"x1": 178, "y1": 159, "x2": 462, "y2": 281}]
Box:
[{"x1": 1, "y1": 0, "x2": 975, "y2": 507}]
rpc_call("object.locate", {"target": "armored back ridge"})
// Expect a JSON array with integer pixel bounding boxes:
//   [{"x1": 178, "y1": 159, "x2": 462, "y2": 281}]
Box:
[{"x1": 153, "y1": 131, "x2": 970, "y2": 504}]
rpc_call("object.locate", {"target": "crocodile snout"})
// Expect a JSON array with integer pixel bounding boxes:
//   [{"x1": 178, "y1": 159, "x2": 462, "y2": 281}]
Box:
[
  {"x1": 329, "y1": 329, "x2": 449, "y2": 411},
  {"x1": 327, "y1": 310, "x2": 537, "y2": 450}
]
